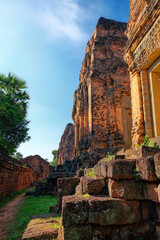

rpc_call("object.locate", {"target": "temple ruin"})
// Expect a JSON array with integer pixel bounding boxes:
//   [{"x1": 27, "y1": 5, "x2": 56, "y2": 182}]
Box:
[
  {"x1": 57, "y1": 123, "x2": 75, "y2": 165},
  {"x1": 54, "y1": 1, "x2": 160, "y2": 239},
  {"x1": 125, "y1": 0, "x2": 160, "y2": 146},
  {"x1": 4, "y1": 0, "x2": 160, "y2": 239},
  {"x1": 72, "y1": 18, "x2": 131, "y2": 163}
]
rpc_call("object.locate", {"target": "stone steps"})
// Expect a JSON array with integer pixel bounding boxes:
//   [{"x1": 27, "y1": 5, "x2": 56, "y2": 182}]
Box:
[
  {"x1": 62, "y1": 195, "x2": 141, "y2": 226},
  {"x1": 60, "y1": 195, "x2": 155, "y2": 240},
  {"x1": 117, "y1": 145, "x2": 160, "y2": 160},
  {"x1": 59, "y1": 152, "x2": 160, "y2": 239}
]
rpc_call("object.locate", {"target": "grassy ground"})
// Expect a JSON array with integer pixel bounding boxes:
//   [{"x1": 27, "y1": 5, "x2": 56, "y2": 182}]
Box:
[{"x1": 6, "y1": 195, "x2": 57, "y2": 240}]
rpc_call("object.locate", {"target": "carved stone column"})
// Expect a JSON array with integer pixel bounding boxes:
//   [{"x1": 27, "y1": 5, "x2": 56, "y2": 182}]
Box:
[
  {"x1": 84, "y1": 107, "x2": 88, "y2": 138},
  {"x1": 141, "y1": 69, "x2": 154, "y2": 137},
  {"x1": 75, "y1": 123, "x2": 79, "y2": 150},
  {"x1": 88, "y1": 81, "x2": 92, "y2": 134},
  {"x1": 130, "y1": 71, "x2": 145, "y2": 146},
  {"x1": 79, "y1": 112, "x2": 84, "y2": 141}
]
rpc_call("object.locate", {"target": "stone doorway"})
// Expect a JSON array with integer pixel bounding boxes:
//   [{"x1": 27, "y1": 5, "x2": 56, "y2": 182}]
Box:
[
  {"x1": 149, "y1": 58, "x2": 160, "y2": 137},
  {"x1": 122, "y1": 96, "x2": 132, "y2": 148}
]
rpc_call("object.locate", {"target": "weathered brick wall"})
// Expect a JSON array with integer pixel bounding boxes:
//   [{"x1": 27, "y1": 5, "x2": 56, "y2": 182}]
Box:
[
  {"x1": 0, "y1": 158, "x2": 38, "y2": 197},
  {"x1": 125, "y1": 0, "x2": 160, "y2": 146},
  {"x1": 127, "y1": 0, "x2": 147, "y2": 40},
  {"x1": 22, "y1": 155, "x2": 50, "y2": 180},
  {"x1": 72, "y1": 17, "x2": 131, "y2": 162},
  {"x1": 57, "y1": 123, "x2": 75, "y2": 165}
]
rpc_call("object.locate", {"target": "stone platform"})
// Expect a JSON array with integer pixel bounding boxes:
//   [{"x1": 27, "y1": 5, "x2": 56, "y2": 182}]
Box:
[
  {"x1": 22, "y1": 214, "x2": 61, "y2": 240},
  {"x1": 58, "y1": 151, "x2": 160, "y2": 239}
]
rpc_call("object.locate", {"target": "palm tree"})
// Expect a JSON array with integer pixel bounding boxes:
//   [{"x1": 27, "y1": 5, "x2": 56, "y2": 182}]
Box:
[{"x1": 0, "y1": 73, "x2": 30, "y2": 155}]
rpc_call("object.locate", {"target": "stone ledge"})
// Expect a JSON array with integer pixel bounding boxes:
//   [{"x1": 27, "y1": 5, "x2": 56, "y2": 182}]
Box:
[
  {"x1": 88, "y1": 197, "x2": 140, "y2": 225},
  {"x1": 108, "y1": 179, "x2": 145, "y2": 200},
  {"x1": 136, "y1": 156, "x2": 157, "y2": 181},
  {"x1": 22, "y1": 214, "x2": 61, "y2": 240},
  {"x1": 62, "y1": 195, "x2": 141, "y2": 227},
  {"x1": 76, "y1": 176, "x2": 106, "y2": 195},
  {"x1": 107, "y1": 159, "x2": 136, "y2": 180},
  {"x1": 125, "y1": 146, "x2": 160, "y2": 159}
]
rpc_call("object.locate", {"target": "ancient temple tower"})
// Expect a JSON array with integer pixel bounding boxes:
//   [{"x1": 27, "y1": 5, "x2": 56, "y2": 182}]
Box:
[
  {"x1": 72, "y1": 18, "x2": 131, "y2": 162},
  {"x1": 57, "y1": 123, "x2": 75, "y2": 165},
  {"x1": 125, "y1": 0, "x2": 160, "y2": 146}
]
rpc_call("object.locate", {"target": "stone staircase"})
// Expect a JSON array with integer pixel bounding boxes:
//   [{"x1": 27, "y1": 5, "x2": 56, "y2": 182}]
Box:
[{"x1": 57, "y1": 147, "x2": 160, "y2": 240}]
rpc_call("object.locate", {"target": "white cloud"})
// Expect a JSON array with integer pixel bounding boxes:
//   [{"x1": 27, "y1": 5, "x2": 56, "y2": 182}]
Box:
[
  {"x1": 35, "y1": 0, "x2": 89, "y2": 43},
  {"x1": 0, "y1": 0, "x2": 105, "y2": 45}
]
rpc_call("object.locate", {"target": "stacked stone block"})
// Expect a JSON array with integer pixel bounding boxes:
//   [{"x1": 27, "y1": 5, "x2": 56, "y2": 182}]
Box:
[{"x1": 58, "y1": 150, "x2": 160, "y2": 239}]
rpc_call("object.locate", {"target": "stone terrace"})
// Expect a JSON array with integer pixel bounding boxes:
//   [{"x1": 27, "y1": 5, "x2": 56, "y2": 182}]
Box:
[{"x1": 57, "y1": 148, "x2": 160, "y2": 239}]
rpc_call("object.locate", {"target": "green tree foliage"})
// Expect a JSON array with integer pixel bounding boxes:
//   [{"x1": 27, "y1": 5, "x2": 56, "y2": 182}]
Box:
[
  {"x1": 0, "y1": 72, "x2": 30, "y2": 155},
  {"x1": 50, "y1": 150, "x2": 58, "y2": 167},
  {"x1": 14, "y1": 152, "x2": 23, "y2": 160},
  {"x1": 52, "y1": 150, "x2": 57, "y2": 159}
]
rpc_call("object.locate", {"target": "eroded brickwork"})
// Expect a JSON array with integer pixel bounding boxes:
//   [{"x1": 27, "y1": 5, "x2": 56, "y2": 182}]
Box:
[
  {"x1": 125, "y1": 0, "x2": 160, "y2": 146},
  {"x1": 72, "y1": 18, "x2": 131, "y2": 163},
  {"x1": 22, "y1": 155, "x2": 50, "y2": 180},
  {"x1": 0, "y1": 153, "x2": 38, "y2": 197},
  {"x1": 57, "y1": 123, "x2": 75, "y2": 165}
]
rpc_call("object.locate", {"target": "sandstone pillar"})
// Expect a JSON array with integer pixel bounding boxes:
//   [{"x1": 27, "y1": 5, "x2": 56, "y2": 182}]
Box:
[
  {"x1": 88, "y1": 82, "x2": 92, "y2": 134},
  {"x1": 84, "y1": 107, "x2": 88, "y2": 138},
  {"x1": 141, "y1": 70, "x2": 154, "y2": 137},
  {"x1": 75, "y1": 123, "x2": 79, "y2": 150},
  {"x1": 125, "y1": 0, "x2": 160, "y2": 145},
  {"x1": 79, "y1": 112, "x2": 84, "y2": 141},
  {"x1": 130, "y1": 71, "x2": 145, "y2": 146},
  {"x1": 84, "y1": 86, "x2": 89, "y2": 138}
]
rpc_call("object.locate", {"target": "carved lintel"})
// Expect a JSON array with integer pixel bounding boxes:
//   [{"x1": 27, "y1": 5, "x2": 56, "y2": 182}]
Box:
[{"x1": 133, "y1": 15, "x2": 160, "y2": 71}]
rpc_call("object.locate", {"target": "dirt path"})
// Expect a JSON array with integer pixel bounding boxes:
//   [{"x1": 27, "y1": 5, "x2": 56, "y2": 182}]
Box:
[{"x1": 0, "y1": 193, "x2": 25, "y2": 240}]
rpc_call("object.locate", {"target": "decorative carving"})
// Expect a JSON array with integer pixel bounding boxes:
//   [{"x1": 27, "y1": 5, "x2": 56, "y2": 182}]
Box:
[
  {"x1": 126, "y1": 0, "x2": 159, "y2": 50},
  {"x1": 133, "y1": 15, "x2": 160, "y2": 71},
  {"x1": 125, "y1": 0, "x2": 160, "y2": 147}
]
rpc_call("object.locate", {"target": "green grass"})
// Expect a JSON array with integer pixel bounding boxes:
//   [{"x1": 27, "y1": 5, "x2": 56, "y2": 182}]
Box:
[{"x1": 5, "y1": 195, "x2": 57, "y2": 240}]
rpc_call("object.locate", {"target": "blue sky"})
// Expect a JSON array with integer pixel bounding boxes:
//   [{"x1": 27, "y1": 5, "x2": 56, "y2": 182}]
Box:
[{"x1": 0, "y1": 0, "x2": 130, "y2": 161}]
